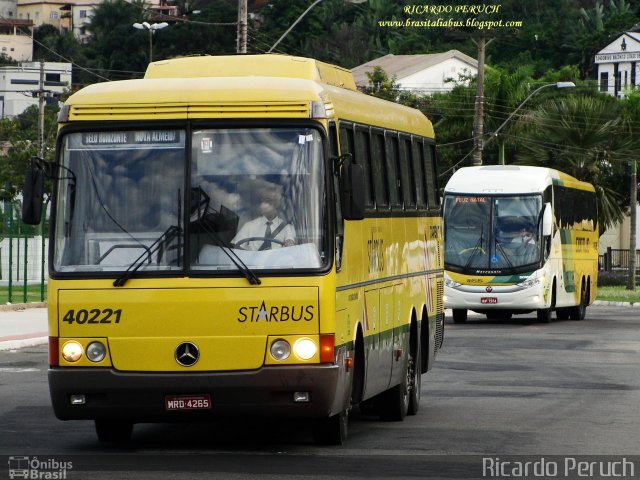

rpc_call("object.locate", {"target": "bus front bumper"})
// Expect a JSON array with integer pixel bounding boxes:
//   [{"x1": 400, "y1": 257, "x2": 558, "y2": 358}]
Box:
[
  {"x1": 49, "y1": 364, "x2": 342, "y2": 421},
  {"x1": 444, "y1": 284, "x2": 548, "y2": 311}
]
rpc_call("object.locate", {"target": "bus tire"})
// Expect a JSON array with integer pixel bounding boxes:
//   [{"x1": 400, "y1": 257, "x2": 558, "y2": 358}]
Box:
[
  {"x1": 95, "y1": 420, "x2": 133, "y2": 443},
  {"x1": 407, "y1": 348, "x2": 421, "y2": 416},
  {"x1": 378, "y1": 357, "x2": 410, "y2": 421},
  {"x1": 452, "y1": 309, "x2": 467, "y2": 323},
  {"x1": 536, "y1": 308, "x2": 552, "y2": 323},
  {"x1": 569, "y1": 280, "x2": 587, "y2": 321},
  {"x1": 312, "y1": 409, "x2": 348, "y2": 445}
]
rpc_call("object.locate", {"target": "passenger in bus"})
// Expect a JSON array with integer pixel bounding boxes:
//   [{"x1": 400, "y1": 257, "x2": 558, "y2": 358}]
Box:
[{"x1": 232, "y1": 184, "x2": 296, "y2": 250}]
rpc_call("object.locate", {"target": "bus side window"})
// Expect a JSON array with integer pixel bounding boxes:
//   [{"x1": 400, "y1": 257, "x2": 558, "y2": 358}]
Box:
[
  {"x1": 385, "y1": 132, "x2": 402, "y2": 210},
  {"x1": 354, "y1": 125, "x2": 374, "y2": 211},
  {"x1": 399, "y1": 135, "x2": 416, "y2": 209}
]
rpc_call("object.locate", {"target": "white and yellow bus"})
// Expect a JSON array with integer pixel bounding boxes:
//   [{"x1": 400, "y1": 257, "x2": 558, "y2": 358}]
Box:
[
  {"x1": 22, "y1": 55, "x2": 444, "y2": 445},
  {"x1": 443, "y1": 166, "x2": 598, "y2": 323}
]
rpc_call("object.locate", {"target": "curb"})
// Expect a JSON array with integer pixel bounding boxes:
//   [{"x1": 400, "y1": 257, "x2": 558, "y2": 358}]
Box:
[
  {"x1": 592, "y1": 300, "x2": 639, "y2": 307},
  {"x1": 0, "y1": 302, "x2": 47, "y2": 312}
]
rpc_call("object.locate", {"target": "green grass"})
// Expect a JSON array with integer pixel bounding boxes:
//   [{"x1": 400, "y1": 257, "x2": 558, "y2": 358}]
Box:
[
  {"x1": 0, "y1": 284, "x2": 47, "y2": 305},
  {"x1": 597, "y1": 285, "x2": 640, "y2": 304}
]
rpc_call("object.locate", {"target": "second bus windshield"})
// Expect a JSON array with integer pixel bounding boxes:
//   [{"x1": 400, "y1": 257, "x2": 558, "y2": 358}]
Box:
[{"x1": 444, "y1": 194, "x2": 543, "y2": 272}]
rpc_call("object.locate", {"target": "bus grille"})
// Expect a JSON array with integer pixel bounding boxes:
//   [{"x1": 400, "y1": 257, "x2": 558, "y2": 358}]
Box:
[
  {"x1": 436, "y1": 278, "x2": 444, "y2": 350},
  {"x1": 68, "y1": 102, "x2": 311, "y2": 120}
]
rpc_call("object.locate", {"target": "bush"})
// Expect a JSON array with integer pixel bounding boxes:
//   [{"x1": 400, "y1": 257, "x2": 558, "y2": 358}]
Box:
[{"x1": 597, "y1": 270, "x2": 629, "y2": 287}]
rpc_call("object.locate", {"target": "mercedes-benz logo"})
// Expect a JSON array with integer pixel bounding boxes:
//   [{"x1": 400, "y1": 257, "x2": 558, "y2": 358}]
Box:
[
  {"x1": 175, "y1": 342, "x2": 199, "y2": 367},
  {"x1": 486, "y1": 286, "x2": 493, "y2": 293}
]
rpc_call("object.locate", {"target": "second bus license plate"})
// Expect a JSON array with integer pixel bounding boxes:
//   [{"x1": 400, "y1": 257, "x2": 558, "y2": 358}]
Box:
[
  {"x1": 165, "y1": 394, "x2": 212, "y2": 411},
  {"x1": 481, "y1": 297, "x2": 498, "y2": 304}
]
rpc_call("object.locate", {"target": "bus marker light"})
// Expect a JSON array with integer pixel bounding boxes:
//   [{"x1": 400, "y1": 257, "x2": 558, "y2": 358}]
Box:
[
  {"x1": 86, "y1": 342, "x2": 107, "y2": 363},
  {"x1": 61, "y1": 341, "x2": 83, "y2": 363},
  {"x1": 345, "y1": 357, "x2": 353, "y2": 372},
  {"x1": 49, "y1": 337, "x2": 59, "y2": 367},
  {"x1": 293, "y1": 338, "x2": 316, "y2": 360},
  {"x1": 70, "y1": 394, "x2": 86, "y2": 405},
  {"x1": 270, "y1": 339, "x2": 291, "y2": 361},
  {"x1": 319, "y1": 334, "x2": 334, "y2": 363},
  {"x1": 293, "y1": 392, "x2": 310, "y2": 403}
]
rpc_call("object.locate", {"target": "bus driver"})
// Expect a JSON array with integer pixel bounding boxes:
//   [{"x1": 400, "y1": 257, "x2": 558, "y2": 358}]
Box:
[{"x1": 232, "y1": 184, "x2": 296, "y2": 250}]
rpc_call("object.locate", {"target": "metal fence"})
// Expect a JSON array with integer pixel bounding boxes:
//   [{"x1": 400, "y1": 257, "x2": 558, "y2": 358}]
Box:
[
  {"x1": 599, "y1": 247, "x2": 640, "y2": 284},
  {"x1": 1, "y1": 201, "x2": 48, "y2": 304}
]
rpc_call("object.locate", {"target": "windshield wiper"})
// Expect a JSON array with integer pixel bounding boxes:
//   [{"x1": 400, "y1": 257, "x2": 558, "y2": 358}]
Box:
[
  {"x1": 494, "y1": 238, "x2": 515, "y2": 271},
  {"x1": 464, "y1": 224, "x2": 485, "y2": 270},
  {"x1": 194, "y1": 218, "x2": 261, "y2": 285},
  {"x1": 113, "y1": 226, "x2": 181, "y2": 287}
]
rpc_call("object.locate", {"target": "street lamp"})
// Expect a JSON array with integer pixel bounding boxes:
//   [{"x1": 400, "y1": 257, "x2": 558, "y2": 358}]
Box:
[
  {"x1": 132, "y1": 21, "x2": 169, "y2": 62},
  {"x1": 267, "y1": 0, "x2": 367, "y2": 53},
  {"x1": 486, "y1": 81, "x2": 576, "y2": 165}
]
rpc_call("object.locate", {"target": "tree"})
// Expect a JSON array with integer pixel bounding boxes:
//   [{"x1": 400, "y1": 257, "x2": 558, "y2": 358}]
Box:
[
  {"x1": 0, "y1": 106, "x2": 58, "y2": 201},
  {"x1": 515, "y1": 94, "x2": 634, "y2": 232}
]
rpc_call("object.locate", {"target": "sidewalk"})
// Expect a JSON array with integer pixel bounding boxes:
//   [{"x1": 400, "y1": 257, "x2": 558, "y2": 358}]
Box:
[{"x1": 0, "y1": 303, "x2": 48, "y2": 351}]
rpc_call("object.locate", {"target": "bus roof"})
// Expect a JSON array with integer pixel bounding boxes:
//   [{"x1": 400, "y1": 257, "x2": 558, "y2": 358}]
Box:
[
  {"x1": 443, "y1": 165, "x2": 595, "y2": 194},
  {"x1": 63, "y1": 55, "x2": 434, "y2": 138}
]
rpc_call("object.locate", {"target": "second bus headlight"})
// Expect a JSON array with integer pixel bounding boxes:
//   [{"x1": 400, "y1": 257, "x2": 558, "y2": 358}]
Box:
[
  {"x1": 86, "y1": 341, "x2": 107, "y2": 362},
  {"x1": 270, "y1": 339, "x2": 291, "y2": 361},
  {"x1": 293, "y1": 338, "x2": 317, "y2": 360}
]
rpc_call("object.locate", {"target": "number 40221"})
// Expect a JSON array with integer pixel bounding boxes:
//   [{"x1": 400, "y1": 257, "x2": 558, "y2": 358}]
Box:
[{"x1": 63, "y1": 308, "x2": 122, "y2": 324}]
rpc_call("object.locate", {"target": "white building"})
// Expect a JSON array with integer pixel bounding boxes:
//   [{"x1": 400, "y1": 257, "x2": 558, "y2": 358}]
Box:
[
  {"x1": 0, "y1": 62, "x2": 71, "y2": 118},
  {"x1": 595, "y1": 31, "x2": 640, "y2": 98},
  {"x1": 351, "y1": 50, "x2": 478, "y2": 94},
  {"x1": 0, "y1": 18, "x2": 33, "y2": 62}
]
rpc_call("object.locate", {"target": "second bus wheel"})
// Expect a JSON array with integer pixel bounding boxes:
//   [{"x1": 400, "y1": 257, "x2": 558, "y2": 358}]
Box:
[{"x1": 452, "y1": 309, "x2": 467, "y2": 323}]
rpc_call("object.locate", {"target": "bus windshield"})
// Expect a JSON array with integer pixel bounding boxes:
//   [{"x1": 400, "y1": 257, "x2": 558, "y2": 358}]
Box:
[
  {"x1": 53, "y1": 127, "x2": 327, "y2": 275},
  {"x1": 444, "y1": 194, "x2": 543, "y2": 272}
]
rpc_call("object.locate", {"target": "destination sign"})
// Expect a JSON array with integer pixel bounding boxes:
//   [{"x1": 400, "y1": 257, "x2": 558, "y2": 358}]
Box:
[{"x1": 82, "y1": 130, "x2": 181, "y2": 145}]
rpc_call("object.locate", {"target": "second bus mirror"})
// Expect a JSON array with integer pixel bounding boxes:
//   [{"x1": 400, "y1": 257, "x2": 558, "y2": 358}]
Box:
[
  {"x1": 22, "y1": 167, "x2": 45, "y2": 225},
  {"x1": 542, "y1": 202, "x2": 553, "y2": 236},
  {"x1": 340, "y1": 163, "x2": 365, "y2": 220}
]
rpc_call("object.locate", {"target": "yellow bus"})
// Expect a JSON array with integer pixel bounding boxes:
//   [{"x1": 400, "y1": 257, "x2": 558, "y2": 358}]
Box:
[
  {"x1": 443, "y1": 166, "x2": 598, "y2": 323},
  {"x1": 22, "y1": 55, "x2": 444, "y2": 445}
]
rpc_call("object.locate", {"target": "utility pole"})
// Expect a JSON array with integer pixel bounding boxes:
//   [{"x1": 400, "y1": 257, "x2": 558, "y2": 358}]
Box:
[
  {"x1": 472, "y1": 33, "x2": 489, "y2": 166},
  {"x1": 237, "y1": 0, "x2": 247, "y2": 53},
  {"x1": 38, "y1": 60, "x2": 45, "y2": 159},
  {"x1": 628, "y1": 158, "x2": 637, "y2": 291}
]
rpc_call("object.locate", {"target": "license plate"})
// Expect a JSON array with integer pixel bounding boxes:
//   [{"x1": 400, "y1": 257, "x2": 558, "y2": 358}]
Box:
[
  {"x1": 165, "y1": 394, "x2": 212, "y2": 411},
  {"x1": 481, "y1": 297, "x2": 498, "y2": 304}
]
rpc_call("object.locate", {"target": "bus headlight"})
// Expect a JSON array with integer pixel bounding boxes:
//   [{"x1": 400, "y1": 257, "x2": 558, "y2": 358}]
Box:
[
  {"x1": 61, "y1": 341, "x2": 83, "y2": 362},
  {"x1": 444, "y1": 278, "x2": 462, "y2": 288},
  {"x1": 270, "y1": 339, "x2": 291, "y2": 361},
  {"x1": 293, "y1": 338, "x2": 317, "y2": 360},
  {"x1": 86, "y1": 341, "x2": 107, "y2": 363},
  {"x1": 517, "y1": 277, "x2": 541, "y2": 289}
]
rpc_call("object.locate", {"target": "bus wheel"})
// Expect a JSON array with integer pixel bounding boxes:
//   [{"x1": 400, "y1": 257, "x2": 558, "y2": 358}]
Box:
[
  {"x1": 95, "y1": 420, "x2": 133, "y2": 443},
  {"x1": 452, "y1": 309, "x2": 467, "y2": 323},
  {"x1": 378, "y1": 359, "x2": 410, "y2": 422},
  {"x1": 407, "y1": 348, "x2": 421, "y2": 416},
  {"x1": 536, "y1": 308, "x2": 552, "y2": 323},
  {"x1": 312, "y1": 409, "x2": 348, "y2": 445},
  {"x1": 569, "y1": 282, "x2": 587, "y2": 321}
]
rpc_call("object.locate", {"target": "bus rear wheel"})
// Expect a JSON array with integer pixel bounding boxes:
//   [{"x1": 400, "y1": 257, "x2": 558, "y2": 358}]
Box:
[
  {"x1": 95, "y1": 420, "x2": 133, "y2": 443},
  {"x1": 452, "y1": 309, "x2": 467, "y2": 323},
  {"x1": 569, "y1": 281, "x2": 587, "y2": 321}
]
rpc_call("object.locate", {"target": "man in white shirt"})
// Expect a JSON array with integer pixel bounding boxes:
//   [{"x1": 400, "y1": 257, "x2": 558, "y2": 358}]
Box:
[{"x1": 232, "y1": 186, "x2": 296, "y2": 250}]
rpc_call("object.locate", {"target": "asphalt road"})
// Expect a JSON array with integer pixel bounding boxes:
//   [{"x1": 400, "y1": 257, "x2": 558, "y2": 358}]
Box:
[{"x1": 1, "y1": 304, "x2": 639, "y2": 479}]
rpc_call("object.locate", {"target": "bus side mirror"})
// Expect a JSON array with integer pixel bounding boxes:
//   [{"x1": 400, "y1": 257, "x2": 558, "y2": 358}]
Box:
[
  {"x1": 22, "y1": 167, "x2": 45, "y2": 225},
  {"x1": 542, "y1": 202, "x2": 552, "y2": 236},
  {"x1": 340, "y1": 163, "x2": 365, "y2": 220}
]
